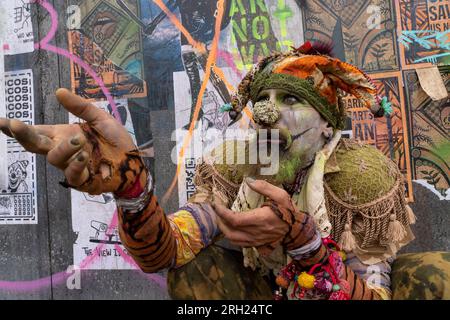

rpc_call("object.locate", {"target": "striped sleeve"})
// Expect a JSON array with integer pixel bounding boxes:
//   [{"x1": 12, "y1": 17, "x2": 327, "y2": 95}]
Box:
[{"x1": 118, "y1": 192, "x2": 221, "y2": 273}]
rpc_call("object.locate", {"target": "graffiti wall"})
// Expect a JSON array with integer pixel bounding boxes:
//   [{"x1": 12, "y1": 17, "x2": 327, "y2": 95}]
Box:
[{"x1": 0, "y1": 0, "x2": 448, "y2": 299}]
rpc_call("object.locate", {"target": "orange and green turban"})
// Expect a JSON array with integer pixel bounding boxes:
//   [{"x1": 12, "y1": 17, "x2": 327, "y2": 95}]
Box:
[{"x1": 227, "y1": 42, "x2": 391, "y2": 129}]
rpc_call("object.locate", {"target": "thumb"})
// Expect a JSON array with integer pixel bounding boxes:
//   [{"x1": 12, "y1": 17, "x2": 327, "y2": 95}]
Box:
[{"x1": 55, "y1": 88, "x2": 109, "y2": 123}]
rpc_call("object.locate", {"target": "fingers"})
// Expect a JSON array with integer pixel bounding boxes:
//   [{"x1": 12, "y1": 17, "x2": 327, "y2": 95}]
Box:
[
  {"x1": 214, "y1": 203, "x2": 260, "y2": 227},
  {"x1": 46, "y1": 134, "x2": 87, "y2": 169},
  {"x1": 55, "y1": 88, "x2": 110, "y2": 123},
  {"x1": 0, "y1": 118, "x2": 54, "y2": 154},
  {"x1": 216, "y1": 216, "x2": 264, "y2": 247},
  {"x1": 0, "y1": 118, "x2": 14, "y2": 137},
  {"x1": 245, "y1": 178, "x2": 291, "y2": 208},
  {"x1": 64, "y1": 151, "x2": 90, "y2": 187},
  {"x1": 34, "y1": 125, "x2": 56, "y2": 138}
]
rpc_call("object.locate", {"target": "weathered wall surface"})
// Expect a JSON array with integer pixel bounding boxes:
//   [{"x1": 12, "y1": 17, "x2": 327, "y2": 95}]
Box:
[{"x1": 0, "y1": 0, "x2": 448, "y2": 299}]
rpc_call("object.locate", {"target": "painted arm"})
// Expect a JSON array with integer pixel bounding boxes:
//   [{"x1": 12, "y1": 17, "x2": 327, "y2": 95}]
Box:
[{"x1": 115, "y1": 167, "x2": 221, "y2": 272}]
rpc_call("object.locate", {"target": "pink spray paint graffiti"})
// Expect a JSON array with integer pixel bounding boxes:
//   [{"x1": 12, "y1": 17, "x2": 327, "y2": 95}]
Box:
[{"x1": 0, "y1": 0, "x2": 166, "y2": 293}]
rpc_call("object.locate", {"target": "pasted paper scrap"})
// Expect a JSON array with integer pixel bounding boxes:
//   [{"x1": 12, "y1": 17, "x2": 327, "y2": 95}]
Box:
[
  {"x1": 416, "y1": 66, "x2": 448, "y2": 101},
  {"x1": 2, "y1": 0, "x2": 34, "y2": 55}
]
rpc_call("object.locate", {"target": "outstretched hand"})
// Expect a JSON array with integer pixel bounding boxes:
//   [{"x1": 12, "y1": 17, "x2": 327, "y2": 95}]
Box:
[
  {"x1": 0, "y1": 88, "x2": 135, "y2": 194},
  {"x1": 214, "y1": 179, "x2": 291, "y2": 253}
]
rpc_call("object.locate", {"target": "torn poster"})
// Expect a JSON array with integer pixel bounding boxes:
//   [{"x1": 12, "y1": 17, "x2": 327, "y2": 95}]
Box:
[
  {"x1": 404, "y1": 70, "x2": 450, "y2": 200},
  {"x1": 416, "y1": 66, "x2": 448, "y2": 101},
  {"x1": 2, "y1": 0, "x2": 34, "y2": 55},
  {"x1": 69, "y1": 99, "x2": 137, "y2": 269},
  {"x1": 173, "y1": 67, "x2": 250, "y2": 206},
  {"x1": 0, "y1": 43, "x2": 7, "y2": 190},
  {"x1": 0, "y1": 69, "x2": 37, "y2": 224}
]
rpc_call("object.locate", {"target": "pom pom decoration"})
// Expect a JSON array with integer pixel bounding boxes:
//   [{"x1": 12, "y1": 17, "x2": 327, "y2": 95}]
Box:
[
  {"x1": 219, "y1": 103, "x2": 233, "y2": 113},
  {"x1": 314, "y1": 278, "x2": 333, "y2": 293},
  {"x1": 276, "y1": 275, "x2": 290, "y2": 289},
  {"x1": 293, "y1": 41, "x2": 335, "y2": 57},
  {"x1": 380, "y1": 96, "x2": 393, "y2": 116},
  {"x1": 297, "y1": 272, "x2": 316, "y2": 289}
]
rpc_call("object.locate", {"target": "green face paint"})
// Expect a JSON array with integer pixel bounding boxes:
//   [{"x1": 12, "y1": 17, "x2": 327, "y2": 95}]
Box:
[{"x1": 254, "y1": 88, "x2": 333, "y2": 184}]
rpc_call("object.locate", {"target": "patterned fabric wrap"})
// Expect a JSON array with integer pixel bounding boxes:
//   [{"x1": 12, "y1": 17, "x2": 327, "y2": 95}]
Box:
[
  {"x1": 169, "y1": 203, "x2": 221, "y2": 268},
  {"x1": 231, "y1": 47, "x2": 383, "y2": 129},
  {"x1": 261, "y1": 199, "x2": 316, "y2": 251},
  {"x1": 118, "y1": 192, "x2": 177, "y2": 273}
]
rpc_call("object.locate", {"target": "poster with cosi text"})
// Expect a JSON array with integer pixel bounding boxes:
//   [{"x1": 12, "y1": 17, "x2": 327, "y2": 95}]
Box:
[{"x1": 0, "y1": 69, "x2": 38, "y2": 224}]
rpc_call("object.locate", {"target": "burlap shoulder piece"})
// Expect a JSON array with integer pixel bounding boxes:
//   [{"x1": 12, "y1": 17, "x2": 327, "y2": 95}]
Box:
[{"x1": 323, "y1": 139, "x2": 416, "y2": 262}]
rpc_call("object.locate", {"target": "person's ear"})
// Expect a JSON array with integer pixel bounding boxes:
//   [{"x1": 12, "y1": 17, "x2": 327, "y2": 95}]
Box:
[{"x1": 322, "y1": 124, "x2": 334, "y2": 141}]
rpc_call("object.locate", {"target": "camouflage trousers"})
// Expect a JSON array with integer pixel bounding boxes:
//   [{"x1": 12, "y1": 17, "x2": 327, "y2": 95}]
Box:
[
  {"x1": 168, "y1": 245, "x2": 273, "y2": 300},
  {"x1": 391, "y1": 252, "x2": 450, "y2": 300},
  {"x1": 168, "y1": 246, "x2": 450, "y2": 300}
]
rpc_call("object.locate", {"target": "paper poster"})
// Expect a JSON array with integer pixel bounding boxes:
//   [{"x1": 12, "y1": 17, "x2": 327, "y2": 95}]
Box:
[
  {"x1": 1, "y1": 0, "x2": 34, "y2": 55},
  {"x1": 341, "y1": 72, "x2": 414, "y2": 201},
  {"x1": 222, "y1": 0, "x2": 305, "y2": 71},
  {"x1": 0, "y1": 43, "x2": 7, "y2": 190},
  {"x1": 173, "y1": 68, "x2": 249, "y2": 206},
  {"x1": 69, "y1": 99, "x2": 138, "y2": 269},
  {"x1": 168, "y1": 0, "x2": 307, "y2": 205},
  {"x1": 404, "y1": 70, "x2": 450, "y2": 200},
  {"x1": 0, "y1": 69, "x2": 37, "y2": 224},
  {"x1": 302, "y1": 0, "x2": 399, "y2": 73},
  {"x1": 396, "y1": 0, "x2": 450, "y2": 69},
  {"x1": 67, "y1": 0, "x2": 146, "y2": 100}
]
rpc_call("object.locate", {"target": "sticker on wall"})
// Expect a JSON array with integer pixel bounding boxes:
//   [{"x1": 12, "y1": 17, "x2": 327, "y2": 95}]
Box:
[
  {"x1": 0, "y1": 69, "x2": 37, "y2": 224},
  {"x1": 69, "y1": 99, "x2": 138, "y2": 269},
  {"x1": 2, "y1": 0, "x2": 34, "y2": 55}
]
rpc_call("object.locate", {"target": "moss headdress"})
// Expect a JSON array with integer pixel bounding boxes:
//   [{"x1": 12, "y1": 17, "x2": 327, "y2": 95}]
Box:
[{"x1": 228, "y1": 42, "x2": 390, "y2": 129}]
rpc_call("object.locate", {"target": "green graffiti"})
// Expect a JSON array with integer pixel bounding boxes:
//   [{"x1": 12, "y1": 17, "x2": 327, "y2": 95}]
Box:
[
  {"x1": 229, "y1": 0, "x2": 296, "y2": 71},
  {"x1": 232, "y1": 17, "x2": 248, "y2": 42},
  {"x1": 229, "y1": 0, "x2": 267, "y2": 16},
  {"x1": 229, "y1": 0, "x2": 245, "y2": 16},
  {"x1": 252, "y1": 16, "x2": 270, "y2": 40},
  {"x1": 274, "y1": 0, "x2": 293, "y2": 38}
]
